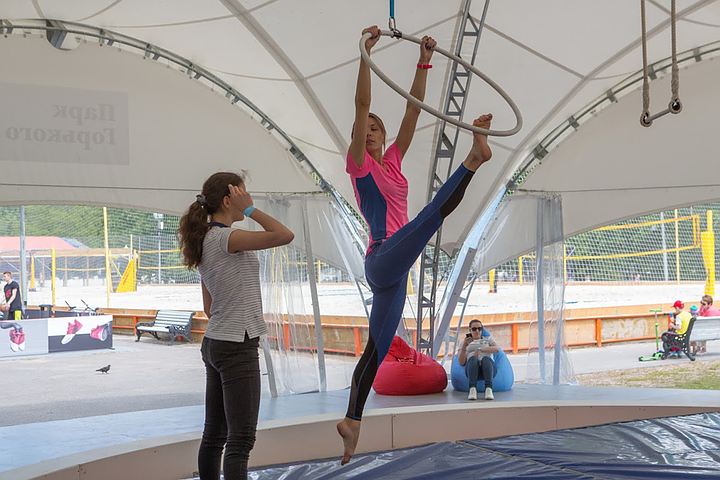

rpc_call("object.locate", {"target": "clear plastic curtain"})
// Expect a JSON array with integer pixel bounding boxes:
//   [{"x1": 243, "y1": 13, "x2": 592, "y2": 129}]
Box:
[
  {"x1": 306, "y1": 196, "x2": 367, "y2": 392},
  {"x1": 438, "y1": 193, "x2": 575, "y2": 384},
  {"x1": 0, "y1": 196, "x2": 366, "y2": 397},
  {"x1": 437, "y1": 194, "x2": 540, "y2": 365},
  {"x1": 249, "y1": 194, "x2": 365, "y2": 396},
  {"x1": 525, "y1": 195, "x2": 576, "y2": 385}
]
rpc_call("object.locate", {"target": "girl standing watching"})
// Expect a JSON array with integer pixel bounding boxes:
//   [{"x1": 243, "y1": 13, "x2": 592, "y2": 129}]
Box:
[{"x1": 179, "y1": 171, "x2": 294, "y2": 479}]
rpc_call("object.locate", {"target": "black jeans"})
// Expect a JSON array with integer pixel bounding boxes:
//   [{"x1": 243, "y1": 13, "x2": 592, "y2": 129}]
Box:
[{"x1": 198, "y1": 335, "x2": 261, "y2": 480}]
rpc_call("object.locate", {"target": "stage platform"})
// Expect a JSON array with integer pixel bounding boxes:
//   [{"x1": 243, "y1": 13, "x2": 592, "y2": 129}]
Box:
[{"x1": 2, "y1": 384, "x2": 719, "y2": 479}]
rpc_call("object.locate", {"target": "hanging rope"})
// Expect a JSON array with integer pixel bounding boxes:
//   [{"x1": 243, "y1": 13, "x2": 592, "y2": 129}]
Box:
[
  {"x1": 641, "y1": 0, "x2": 650, "y2": 116},
  {"x1": 640, "y1": 0, "x2": 682, "y2": 127},
  {"x1": 388, "y1": 0, "x2": 400, "y2": 38},
  {"x1": 670, "y1": 0, "x2": 680, "y2": 107}
]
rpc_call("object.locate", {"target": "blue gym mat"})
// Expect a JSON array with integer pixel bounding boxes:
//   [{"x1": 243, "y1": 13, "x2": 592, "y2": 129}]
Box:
[{"x1": 249, "y1": 412, "x2": 720, "y2": 479}]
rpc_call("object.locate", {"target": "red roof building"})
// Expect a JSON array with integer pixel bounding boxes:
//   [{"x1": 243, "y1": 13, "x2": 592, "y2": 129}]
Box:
[{"x1": 0, "y1": 237, "x2": 79, "y2": 251}]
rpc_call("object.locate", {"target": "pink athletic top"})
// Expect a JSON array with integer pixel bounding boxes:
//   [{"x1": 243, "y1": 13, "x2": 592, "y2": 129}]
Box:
[{"x1": 346, "y1": 143, "x2": 409, "y2": 253}]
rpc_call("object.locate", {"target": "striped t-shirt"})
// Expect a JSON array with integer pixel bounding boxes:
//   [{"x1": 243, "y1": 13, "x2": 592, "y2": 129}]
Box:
[{"x1": 198, "y1": 226, "x2": 266, "y2": 342}]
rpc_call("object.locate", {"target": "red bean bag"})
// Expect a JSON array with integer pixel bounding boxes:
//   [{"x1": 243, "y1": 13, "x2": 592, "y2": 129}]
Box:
[{"x1": 372, "y1": 336, "x2": 448, "y2": 395}]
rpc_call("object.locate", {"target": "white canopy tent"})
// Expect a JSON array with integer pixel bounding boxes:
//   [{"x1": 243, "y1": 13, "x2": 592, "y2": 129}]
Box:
[
  {"x1": 456, "y1": 34, "x2": 720, "y2": 277},
  {"x1": 2, "y1": 0, "x2": 719, "y2": 259},
  {"x1": 0, "y1": 0, "x2": 718, "y2": 396},
  {"x1": 519, "y1": 54, "x2": 720, "y2": 242},
  {"x1": 0, "y1": 34, "x2": 320, "y2": 206}
]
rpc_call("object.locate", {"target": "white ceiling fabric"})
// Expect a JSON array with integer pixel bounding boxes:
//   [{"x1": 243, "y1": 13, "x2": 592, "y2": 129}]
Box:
[
  {"x1": 521, "y1": 53, "x2": 720, "y2": 238},
  {"x1": 0, "y1": 34, "x2": 319, "y2": 213},
  {"x1": 1, "y1": 0, "x2": 719, "y2": 257}
]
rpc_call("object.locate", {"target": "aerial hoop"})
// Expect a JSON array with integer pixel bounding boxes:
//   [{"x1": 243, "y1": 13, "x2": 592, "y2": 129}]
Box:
[{"x1": 359, "y1": 30, "x2": 523, "y2": 137}]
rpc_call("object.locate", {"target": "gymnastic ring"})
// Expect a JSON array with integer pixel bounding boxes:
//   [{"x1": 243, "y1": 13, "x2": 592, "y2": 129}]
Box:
[
  {"x1": 360, "y1": 30, "x2": 523, "y2": 137},
  {"x1": 640, "y1": 111, "x2": 653, "y2": 127},
  {"x1": 669, "y1": 98, "x2": 682, "y2": 114}
]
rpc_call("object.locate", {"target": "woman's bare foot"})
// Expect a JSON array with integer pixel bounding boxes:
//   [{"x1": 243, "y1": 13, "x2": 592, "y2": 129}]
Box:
[
  {"x1": 464, "y1": 114, "x2": 493, "y2": 171},
  {"x1": 336, "y1": 417, "x2": 361, "y2": 465}
]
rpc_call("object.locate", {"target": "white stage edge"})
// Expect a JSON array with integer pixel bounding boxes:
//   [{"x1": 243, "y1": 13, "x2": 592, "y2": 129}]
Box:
[{"x1": 5, "y1": 386, "x2": 720, "y2": 480}]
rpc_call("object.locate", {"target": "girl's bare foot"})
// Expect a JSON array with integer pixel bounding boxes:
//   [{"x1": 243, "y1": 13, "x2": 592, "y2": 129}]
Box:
[
  {"x1": 336, "y1": 417, "x2": 361, "y2": 465},
  {"x1": 464, "y1": 114, "x2": 493, "y2": 171}
]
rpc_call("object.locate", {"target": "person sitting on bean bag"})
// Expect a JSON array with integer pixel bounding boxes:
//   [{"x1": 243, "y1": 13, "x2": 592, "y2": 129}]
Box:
[{"x1": 459, "y1": 319, "x2": 499, "y2": 401}]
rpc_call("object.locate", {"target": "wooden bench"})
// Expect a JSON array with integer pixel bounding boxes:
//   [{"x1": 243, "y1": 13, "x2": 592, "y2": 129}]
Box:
[{"x1": 135, "y1": 310, "x2": 194, "y2": 343}]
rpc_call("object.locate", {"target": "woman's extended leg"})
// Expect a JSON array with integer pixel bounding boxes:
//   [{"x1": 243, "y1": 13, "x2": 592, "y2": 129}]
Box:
[
  {"x1": 339, "y1": 276, "x2": 407, "y2": 464},
  {"x1": 345, "y1": 277, "x2": 407, "y2": 420}
]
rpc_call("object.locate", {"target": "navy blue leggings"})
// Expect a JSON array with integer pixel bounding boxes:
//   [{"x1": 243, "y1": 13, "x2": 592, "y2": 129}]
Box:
[{"x1": 346, "y1": 164, "x2": 474, "y2": 420}]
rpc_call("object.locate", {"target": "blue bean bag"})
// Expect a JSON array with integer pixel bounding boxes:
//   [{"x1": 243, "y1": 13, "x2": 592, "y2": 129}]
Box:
[{"x1": 451, "y1": 344, "x2": 514, "y2": 393}]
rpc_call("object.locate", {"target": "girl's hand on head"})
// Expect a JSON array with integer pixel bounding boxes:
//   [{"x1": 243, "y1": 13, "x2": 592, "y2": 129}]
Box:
[{"x1": 228, "y1": 184, "x2": 253, "y2": 212}]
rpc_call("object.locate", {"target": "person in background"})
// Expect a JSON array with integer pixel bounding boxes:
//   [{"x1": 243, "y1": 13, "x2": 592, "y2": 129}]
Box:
[
  {"x1": 2, "y1": 271, "x2": 23, "y2": 321},
  {"x1": 458, "y1": 319, "x2": 499, "y2": 401},
  {"x1": 695, "y1": 295, "x2": 720, "y2": 354},
  {"x1": 699, "y1": 295, "x2": 720, "y2": 317},
  {"x1": 662, "y1": 300, "x2": 691, "y2": 358},
  {"x1": 1, "y1": 272, "x2": 26, "y2": 352}
]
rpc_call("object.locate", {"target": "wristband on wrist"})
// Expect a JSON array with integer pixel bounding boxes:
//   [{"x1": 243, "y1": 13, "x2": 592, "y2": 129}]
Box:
[
  {"x1": 243, "y1": 205, "x2": 256, "y2": 218},
  {"x1": 417, "y1": 63, "x2": 432, "y2": 69}
]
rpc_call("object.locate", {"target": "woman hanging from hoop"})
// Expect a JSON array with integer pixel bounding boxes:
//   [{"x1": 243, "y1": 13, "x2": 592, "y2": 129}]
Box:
[{"x1": 337, "y1": 25, "x2": 494, "y2": 464}]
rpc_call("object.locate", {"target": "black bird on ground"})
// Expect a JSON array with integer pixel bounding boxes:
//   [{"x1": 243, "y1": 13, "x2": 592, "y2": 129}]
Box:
[{"x1": 96, "y1": 364, "x2": 111, "y2": 374}]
